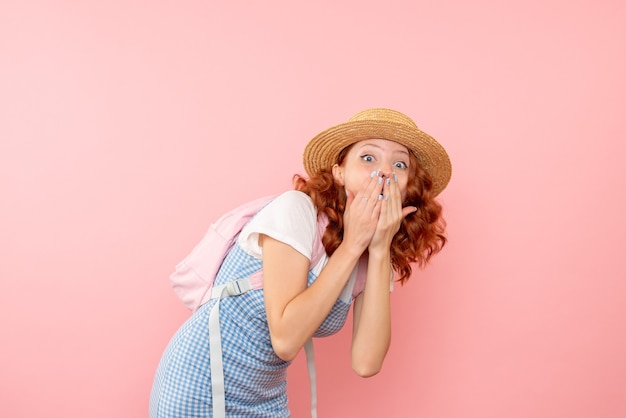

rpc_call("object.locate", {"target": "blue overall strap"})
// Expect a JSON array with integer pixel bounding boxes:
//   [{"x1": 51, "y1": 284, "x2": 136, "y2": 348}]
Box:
[
  {"x1": 208, "y1": 278, "x2": 253, "y2": 418},
  {"x1": 208, "y1": 278, "x2": 318, "y2": 418},
  {"x1": 304, "y1": 339, "x2": 317, "y2": 418}
]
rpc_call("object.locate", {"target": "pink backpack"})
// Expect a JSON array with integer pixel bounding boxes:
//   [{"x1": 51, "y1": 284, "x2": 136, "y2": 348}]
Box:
[{"x1": 169, "y1": 194, "x2": 328, "y2": 312}]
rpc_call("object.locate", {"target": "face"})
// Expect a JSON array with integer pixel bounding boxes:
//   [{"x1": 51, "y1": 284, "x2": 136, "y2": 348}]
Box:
[{"x1": 332, "y1": 139, "x2": 411, "y2": 201}]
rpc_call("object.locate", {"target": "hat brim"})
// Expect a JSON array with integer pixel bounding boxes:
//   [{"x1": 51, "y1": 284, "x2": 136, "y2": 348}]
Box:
[{"x1": 303, "y1": 119, "x2": 452, "y2": 196}]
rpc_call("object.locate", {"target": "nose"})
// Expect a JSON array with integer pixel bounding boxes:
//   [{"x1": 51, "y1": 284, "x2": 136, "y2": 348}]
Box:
[{"x1": 379, "y1": 164, "x2": 393, "y2": 179}]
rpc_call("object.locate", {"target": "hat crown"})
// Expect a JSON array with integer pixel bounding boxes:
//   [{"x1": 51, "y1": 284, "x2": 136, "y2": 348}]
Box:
[{"x1": 348, "y1": 108, "x2": 418, "y2": 129}]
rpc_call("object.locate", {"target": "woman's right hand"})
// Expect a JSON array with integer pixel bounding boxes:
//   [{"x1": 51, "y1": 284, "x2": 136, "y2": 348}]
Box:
[{"x1": 341, "y1": 171, "x2": 385, "y2": 255}]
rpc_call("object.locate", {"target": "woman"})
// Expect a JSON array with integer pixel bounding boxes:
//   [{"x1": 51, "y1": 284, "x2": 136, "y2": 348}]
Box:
[{"x1": 150, "y1": 108, "x2": 452, "y2": 417}]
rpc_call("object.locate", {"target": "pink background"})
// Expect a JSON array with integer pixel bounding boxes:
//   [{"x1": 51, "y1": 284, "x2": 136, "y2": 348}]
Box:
[{"x1": 1, "y1": 0, "x2": 625, "y2": 417}]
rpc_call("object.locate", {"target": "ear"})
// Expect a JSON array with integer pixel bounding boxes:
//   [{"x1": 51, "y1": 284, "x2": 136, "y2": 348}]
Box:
[{"x1": 332, "y1": 163, "x2": 344, "y2": 186}]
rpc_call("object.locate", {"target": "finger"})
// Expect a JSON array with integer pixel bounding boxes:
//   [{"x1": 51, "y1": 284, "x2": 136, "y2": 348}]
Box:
[
  {"x1": 381, "y1": 174, "x2": 404, "y2": 225},
  {"x1": 383, "y1": 176, "x2": 399, "y2": 211},
  {"x1": 378, "y1": 178, "x2": 394, "y2": 224},
  {"x1": 367, "y1": 170, "x2": 384, "y2": 200},
  {"x1": 402, "y1": 205, "x2": 417, "y2": 218},
  {"x1": 372, "y1": 173, "x2": 385, "y2": 209},
  {"x1": 356, "y1": 171, "x2": 384, "y2": 208},
  {"x1": 345, "y1": 187, "x2": 353, "y2": 204},
  {"x1": 391, "y1": 173, "x2": 405, "y2": 214}
]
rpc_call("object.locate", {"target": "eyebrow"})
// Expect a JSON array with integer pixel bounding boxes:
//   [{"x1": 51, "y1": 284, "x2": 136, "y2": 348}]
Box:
[{"x1": 357, "y1": 142, "x2": 410, "y2": 157}]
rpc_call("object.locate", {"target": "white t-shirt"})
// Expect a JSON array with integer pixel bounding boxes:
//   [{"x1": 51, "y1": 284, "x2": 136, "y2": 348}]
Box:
[{"x1": 238, "y1": 190, "x2": 319, "y2": 261}]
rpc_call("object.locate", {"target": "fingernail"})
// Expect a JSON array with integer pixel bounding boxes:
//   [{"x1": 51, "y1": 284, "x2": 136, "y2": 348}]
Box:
[
  {"x1": 370, "y1": 170, "x2": 377, "y2": 178},
  {"x1": 393, "y1": 173, "x2": 398, "y2": 183},
  {"x1": 378, "y1": 177, "x2": 383, "y2": 184},
  {"x1": 385, "y1": 195, "x2": 389, "y2": 201},
  {"x1": 378, "y1": 194, "x2": 383, "y2": 201},
  {"x1": 386, "y1": 178, "x2": 391, "y2": 185}
]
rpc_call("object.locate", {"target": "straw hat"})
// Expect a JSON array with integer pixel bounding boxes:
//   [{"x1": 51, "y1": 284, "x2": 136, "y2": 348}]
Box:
[{"x1": 303, "y1": 108, "x2": 452, "y2": 196}]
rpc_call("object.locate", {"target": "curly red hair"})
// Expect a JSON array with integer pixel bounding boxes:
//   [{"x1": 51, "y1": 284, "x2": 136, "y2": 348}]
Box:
[{"x1": 294, "y1": 148, "x2": 447, "y2": 284}]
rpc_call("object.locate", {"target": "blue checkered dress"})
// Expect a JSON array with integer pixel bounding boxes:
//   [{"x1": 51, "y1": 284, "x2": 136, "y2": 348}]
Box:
[{"x1": 150, "y1": 240, "x2": 353, "y2": 417}]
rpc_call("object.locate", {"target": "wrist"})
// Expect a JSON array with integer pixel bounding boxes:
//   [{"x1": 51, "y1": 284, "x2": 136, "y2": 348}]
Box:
[
  {"x1": 335, "y1": 241, "x2": 366, "y2": 263},
  {"x1": 366, "y1": 245, "x2": 391, "y2": 262}
]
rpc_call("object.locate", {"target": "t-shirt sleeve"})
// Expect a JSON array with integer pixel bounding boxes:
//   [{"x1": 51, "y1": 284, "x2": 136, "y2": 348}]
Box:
[{"x1": 238, "y1": 190, "x2": 318, "y2": 260}]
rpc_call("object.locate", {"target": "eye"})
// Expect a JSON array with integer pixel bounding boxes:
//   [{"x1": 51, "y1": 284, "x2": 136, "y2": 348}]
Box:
[
  {"x1": 361, "y1": 154, "x2": 375, "y2": 163},
  {"x1": 394, "y1": 161, "x2": 408, "y2": 169}
]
